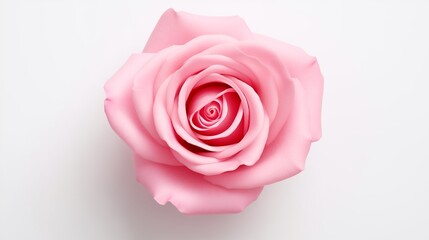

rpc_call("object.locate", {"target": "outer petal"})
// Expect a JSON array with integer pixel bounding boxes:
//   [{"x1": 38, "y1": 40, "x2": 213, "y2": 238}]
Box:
[
  {"x1": 200, "y1": 42, "x2": 295, "y2": 144},
  {"x1": 134, "y1": 155, "x2": 263, "y2": 214},
  {"x1": 152, "y1": 62, "x2": 270, "y2": 175},
  {"x1": 104, "y1": 54, "x2": 180, "y2": 166},
  {"x1": 205, "y1": 78, "x2": 313, "y2": 189},
  {"x1": 251, "y1": 34, "x2": 324, "y2": 141},
  {"x1": 134, "y1": 35, "x2": 237, "y2": 147},
  {"x1": 143, "y1": 9, "x2": 253, "y2": 53}
]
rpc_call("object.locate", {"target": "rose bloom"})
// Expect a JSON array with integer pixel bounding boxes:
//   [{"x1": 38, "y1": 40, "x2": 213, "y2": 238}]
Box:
[{"x1": 105, "y1": 9, "x2": 323, "y2": 214}]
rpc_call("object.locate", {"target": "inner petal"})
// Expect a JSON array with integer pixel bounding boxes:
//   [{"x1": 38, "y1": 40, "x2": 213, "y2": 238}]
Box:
[
  {"x1": 190, "y1": 89, "x2": 241, "y2": 135},
  {"x1": 190, "y1": 97, "x2": 227, "y2": 131},
  {"x1": 201, "y1": 101, "x2": 221, "y2": 121},
  {"x1": 186, "y1": 83, "x2": 230, "y2": 115},
  {"x1": 187, "y1": 84, "x2": 236, "y2": 132},
  {"x1": 194, "y1": 91, "x2": 244, "y2": 146},
  {"x1": 170, "y1": 60, "x2": 256, "y2": 157}
]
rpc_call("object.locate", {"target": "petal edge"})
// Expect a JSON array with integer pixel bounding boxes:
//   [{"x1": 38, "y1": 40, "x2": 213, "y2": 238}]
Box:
[
  {"x1": 144, "y1": 9, "x2": 253, "y2": 53},
  {"x1": 134, "y1": 155, "x2": 263, "y2": 214}
]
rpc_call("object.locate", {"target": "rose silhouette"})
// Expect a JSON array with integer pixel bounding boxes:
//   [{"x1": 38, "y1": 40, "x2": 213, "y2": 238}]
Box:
[{"x1": 104, "y1": 9, "x2": 323, "y2": 214}]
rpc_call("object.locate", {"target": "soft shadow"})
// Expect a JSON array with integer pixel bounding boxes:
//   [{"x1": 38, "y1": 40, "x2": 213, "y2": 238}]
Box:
[{"x1": 99, "y1": 127, "x2": 268, "y2": 240}]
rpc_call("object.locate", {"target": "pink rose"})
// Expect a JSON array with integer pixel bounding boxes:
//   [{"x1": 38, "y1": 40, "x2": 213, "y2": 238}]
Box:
[{"x1": 104, "y1": 9, "x2": 323, "y2": 214}]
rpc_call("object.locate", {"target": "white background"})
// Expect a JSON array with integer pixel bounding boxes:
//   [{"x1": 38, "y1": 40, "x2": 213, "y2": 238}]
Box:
[{"x1": 1, "y1": 0, "x2": 429, "y2": 239}]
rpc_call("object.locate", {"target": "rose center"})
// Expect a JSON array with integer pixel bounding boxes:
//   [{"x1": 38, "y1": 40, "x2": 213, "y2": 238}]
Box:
[
  {"x1": 185, "y1": 81, "x2": 244, "y2": 146},
  {"x1": 202, "y1": 102, "x2": 220, "y2": 121}
]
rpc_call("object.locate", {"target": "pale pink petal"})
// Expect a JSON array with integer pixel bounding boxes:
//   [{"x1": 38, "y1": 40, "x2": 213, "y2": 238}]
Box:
[
  {"x1": 191, "y1": 98, "x2": 223, "y2": 129},
  {"x1": 171, "y1": 104, "x2": 230, "y2": 153},
  {"x1": 134, "y1": 155, "x2": 263, "y2": 214},
  {"x1": 104, "y1": 54, "x2": 180, "y2": 166},
  {"x1": 184, "y1": 85, "x2": 237, "y2": 136},
  {"x1": 151, "y1": 54, "x2": 254, "y2": 157},
  {"x1": 153, "y1": 64, "x2": 269, "y2": 175},
  {"x1": 143, "y1": 9, "x2": 253, "y2": 53},
  {"x1": 195, "y1": 74, "x2": 251, "y2": 134},
  {"x1": 133, "y1": 35, "x2": 237, "y2": 146},
  {"x1": 163, "y1": 54, "x2": 266, "y2": 158},
  {"x1": 188, "y1": 114, "x2": 270, "y2": 175},
  {"x1": 131, "y1": 46, "x2": 179, "y2": 146},
  {"x1": 176, "y1": 66, "x2": 248, "y2": 140},
  {"x1": 252, "y1": 34, "x2": 324, "y2": 141},
  {"x1": 169, "y1": 113, "x2": 269, "y2": 176},
  {"x1": 195, "y1": 107, "x2": 243, "y2": 144},
  {"x1": 154, "y1": 35, "x2": 237, "y2": 97},
  {"x1": 201, "y1": 42, "x2": 294, "y2": 144},
  {"x1": 205, "y1": 79, "x2": 313, "y2": 188},
  {"x1": 152, "y1": 78, "x2": 221, "y2": 165},
  {"x1": 186, "y1": 85, "x2": 230, "y2": 116}
]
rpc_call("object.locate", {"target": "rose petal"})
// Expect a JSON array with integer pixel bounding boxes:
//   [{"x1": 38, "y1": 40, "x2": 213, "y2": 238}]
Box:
[
  {"x1": 190, "y1": 98, "x2": 224, "y2": 130},
  {"x1": 153, "y1": 64, "x2": 269, "y2": 172},
  {"x1": 205, "y1": 78, "x2": 313, "y2": 188},
  {"x1": 177, "y1": 68, "x2": 247, "y2": 139},
  {"x1": 153, "y1": 78, "x2": 222, "y2": 164},
  {"x1": 133, "y1": 35, "x2": 237, "y2": 146},
  {"x1": 169, "y1": 112, "x2": 270, "y2": 176},
  {"x1": 154, "y1": 57, "x2": 254, "y2": 157},
  {"x1": 252, "y1": 34, "x2": 324, "y2": 141},
  {"x1": 164, "y1": 54, "x2": 266, "y2": 158},
  {"x1": 188, "y1": 113, "x2": 270, "y2": 175},
  {"x1": 104, "y1": 54, "x2": 181, "y2": 166},
  {"x1": 188, "y1": 88, "x2": 243, "y2": 143},
  {"x1": 195, "y1": 74, "x2": 251, "y2": 134},
  {"x1": 195, "y1": 107, "x2": 244, "y2": 146},
  {"x1": 186, "y1": 85, "x2": 231, "y2": 123},
  {"x1": 132, "y1": 46, "x2": 179, "y2": 146},
  {"x1": 201, "y1": 42, "x2": 294, "y2": 144},
  {"x1": 134, "y1": 155, "x2": 263, "y2": 214},
  {"x1": 143, "y1": 9, "x2": 253, "y2": 53},
  {"x1": 171, "y1": 103, "x2": 230, "y2": 153}
]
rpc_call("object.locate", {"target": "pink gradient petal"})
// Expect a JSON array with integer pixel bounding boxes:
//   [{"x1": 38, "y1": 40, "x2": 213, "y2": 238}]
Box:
[
  {"x1": 195, "y1": 74, "x2": 251, "y2": 134},
  {"x1": 201, "y1": 42, "x2": 295, "y2": 144},
  {"x1": 187, "y1": 89, "x2": 243, "y2": 143},
  {"x1": 152, "y1": 68, "x2": 270, "y2": 175},
  {"x1": 169, "y1": 113, "x2": 270, "y2": 176},
  {"x1": 252, "y1": 34, "x2": 324, "y2": 141},
  {"x1": 190, "y1": 98, "x2": 224, "y2": 131},
  {"x1": 171, "y1": 103, "x2": 230, "y2": 153},
  {"x1": 132, "y1": 46, "x2": 179, "y2": 146},
  {"x1": 176, "y1": 67, "x2": 246, "y2": 139},
  {"x1": 163, "y1": 54, "x2": 266, "y2": 157},
  {"x1": 195, "y1": 108, "x2": 244, "y2": 146},
  {"x1": 205, "y1": 78, "x2": 313, "y2": 188},
  {"x1": 133, "y1": 35, "x2": 237, "y2": 146},
  {"x1": 152, "y1": 55, "x2": 255, "y2": 156},
  {"x1": 186, "y1": 85, "x2": 230, "y2": 118},
  {"x1": 104, "y1": 54, "x2": 180, "y2": 166},
  {"x1": 134, "y1": 155, "x2": 263, "y2": 214},
  {"x1": 189, "y1": 114, "x2": 270, "y2": 175},
  {"x1": 153, "y1": 65, "x2": 269, "y2": 174},
  {"x1": 155, "y1": 35, "x2": 237, "y2": 97},
  {"x1": 153, "y1": 78, "x2": 221, "y2": 165},
  {"x1": 143, "y1": 9, "x2": 252, "y2": 53}
]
